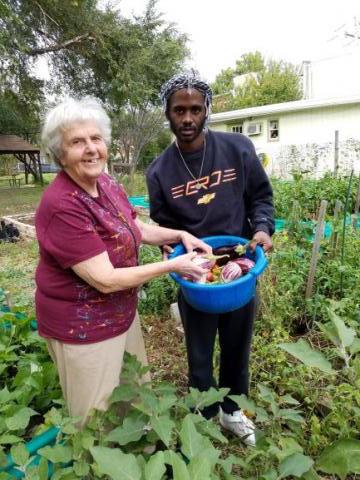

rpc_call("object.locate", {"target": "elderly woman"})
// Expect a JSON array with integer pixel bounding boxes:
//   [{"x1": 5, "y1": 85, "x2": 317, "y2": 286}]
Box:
[{"x1": 35, "y1": 97, "x2": 210, "y2": 427}]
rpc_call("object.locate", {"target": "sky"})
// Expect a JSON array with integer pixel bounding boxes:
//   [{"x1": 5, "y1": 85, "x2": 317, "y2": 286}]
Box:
[{"x1": 117, "y1": 0, "x2": 360, "y2": 83}]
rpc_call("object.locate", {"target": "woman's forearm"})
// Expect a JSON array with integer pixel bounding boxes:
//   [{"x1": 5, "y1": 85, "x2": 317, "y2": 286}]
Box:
[
  {"x1": 72, "y1": 251, "x2": 180, "y2": 294},
  {"x1": 72, "y1": 223, "x2": 211, "y2": 294},
  {"x1": 136, "y1": 219, "x2": 183, "y2": 246}
]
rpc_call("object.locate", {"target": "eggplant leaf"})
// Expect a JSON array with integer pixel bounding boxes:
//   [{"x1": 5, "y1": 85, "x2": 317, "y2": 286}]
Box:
[{"x1": 279, "y1": 340, "x2": 334, "y2": 373}]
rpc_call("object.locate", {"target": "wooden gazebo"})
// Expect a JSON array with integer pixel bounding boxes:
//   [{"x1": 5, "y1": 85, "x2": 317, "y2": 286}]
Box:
[{"x1": 0, "y1": 134, "x2": 43, "y2": 185}]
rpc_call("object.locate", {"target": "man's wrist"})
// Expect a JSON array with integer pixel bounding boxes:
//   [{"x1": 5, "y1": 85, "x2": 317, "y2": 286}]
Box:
[{"x1": 254, "y1": 225, "x2": 270, "y2": 236}]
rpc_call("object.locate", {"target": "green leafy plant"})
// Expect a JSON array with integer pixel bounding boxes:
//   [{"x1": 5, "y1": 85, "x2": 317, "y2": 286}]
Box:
[
  {"x1": 138, "y1": 245, "x2": 178, "y2": 316},
  {"x1": 0, "y1": 173, "x2": 360, "y2": 479}
]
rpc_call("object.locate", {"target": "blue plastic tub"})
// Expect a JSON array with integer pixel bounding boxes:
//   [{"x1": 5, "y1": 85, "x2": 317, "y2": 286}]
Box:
[{"x1": 169, "y1": 236, "x2": 268, "y2": 314}]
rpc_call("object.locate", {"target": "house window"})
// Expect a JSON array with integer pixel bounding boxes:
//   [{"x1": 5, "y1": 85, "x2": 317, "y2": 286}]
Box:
[
  {"x1": 231, "y1": 125, "x2": 243, "y2": 134},
  {"x1": 268, "y1": 120, "x2": 279, "y2": 141}
]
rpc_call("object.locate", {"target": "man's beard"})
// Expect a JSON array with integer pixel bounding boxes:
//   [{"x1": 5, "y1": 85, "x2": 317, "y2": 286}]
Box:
[{"x1": 169, "y1": 117, "x2": 207, "y2": 144}]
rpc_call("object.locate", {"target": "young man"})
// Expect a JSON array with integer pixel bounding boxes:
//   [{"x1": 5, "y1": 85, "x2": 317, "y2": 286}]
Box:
[{"x1": 146, "y1": 72, "x2": 274, "y2": 446}]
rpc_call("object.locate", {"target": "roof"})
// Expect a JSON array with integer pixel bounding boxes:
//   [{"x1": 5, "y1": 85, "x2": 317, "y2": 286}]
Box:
[
  {"x1": 208, "y1": 94, "x2": 360, "y2": 124},
  {"x1": 0, "y1": 135, "x2": 40, "y2": 154}
]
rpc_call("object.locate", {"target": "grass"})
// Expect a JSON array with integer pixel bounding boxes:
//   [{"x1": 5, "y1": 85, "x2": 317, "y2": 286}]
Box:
[
  {"x1": 0, "y1": 185, "x2": 47, "y2": 217},
  {"x1": 0, "y1": 173, "x2": 57, "y2": 217},
  {"x1": 0, "y1": 173, "x2": 147, "y2": 217}
]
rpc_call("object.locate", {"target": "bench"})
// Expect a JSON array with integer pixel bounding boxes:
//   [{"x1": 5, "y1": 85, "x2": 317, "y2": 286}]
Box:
[{"x1": 8, "y1": 176, "x2": 22, "y2": 188}]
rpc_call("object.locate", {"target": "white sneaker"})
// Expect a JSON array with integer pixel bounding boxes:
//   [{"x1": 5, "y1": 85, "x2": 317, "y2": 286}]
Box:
[{"x1": 219, "y1": 407, "x2": 256, "y2": 446}]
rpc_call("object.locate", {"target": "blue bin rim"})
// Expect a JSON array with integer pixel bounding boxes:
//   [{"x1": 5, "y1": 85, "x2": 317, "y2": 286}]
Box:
[{"x1": 169, "y1": 235, "x2": 268, "y2": 290}]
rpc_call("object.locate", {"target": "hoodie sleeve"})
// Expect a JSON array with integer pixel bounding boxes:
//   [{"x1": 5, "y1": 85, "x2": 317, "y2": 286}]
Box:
[{"x1": 242, "y1": 139, "x2": 275, "y2": 236}]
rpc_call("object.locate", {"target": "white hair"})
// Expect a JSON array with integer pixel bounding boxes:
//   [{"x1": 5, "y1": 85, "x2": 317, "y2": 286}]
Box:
[{"x1": 41, "y1": 97, "x2": 111, "y2": 166}]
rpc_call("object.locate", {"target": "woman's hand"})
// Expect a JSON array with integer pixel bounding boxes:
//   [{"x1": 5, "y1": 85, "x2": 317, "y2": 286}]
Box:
[
  {"x1": 162, "y1": 231, "x2": 212, "y2": 261},
  {"x1": 135, "y1": 221, "x2": 211, "y2": 255},
  {"x1": 179, "y1": 231, "x2": 212, "y2": 254},
  {"x1": 168, "y1": 251, "x2": 209, "y2": 282}
]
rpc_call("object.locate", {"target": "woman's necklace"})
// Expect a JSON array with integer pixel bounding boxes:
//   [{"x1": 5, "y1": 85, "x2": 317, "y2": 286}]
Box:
[
  {"x1": 175, "y1": 137, "x2": 207, "y2": 190},
  {"x1": 93, "y1": 183, "x2": 140, "y2": 262}
]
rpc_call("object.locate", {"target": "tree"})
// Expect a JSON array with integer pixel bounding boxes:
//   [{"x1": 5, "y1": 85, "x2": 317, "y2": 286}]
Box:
[
  {"x1": 0, "y1": 81, "x2": 44, "y2": 137},
  {"x1": 211, "y1": 51, "x2": 302, "y2": 113},
  {"x1": 137, "y1": 128, "x2": 171, "y2": 171},
  {"x1": 235, "y1": 51, "x2": 264, "y2": 75},
  {"x1": 111, "y1": 107, "x2": 164, "y2": 190},
  {"x1": 0, "y1": 0, "x2": 187, "y2": 188},
  {"x1": 108, "y1": 1, "x2": 187, "y2": 188},
  {"x1": 212, "y1": 67, "x2": 235, "y2": 96}
]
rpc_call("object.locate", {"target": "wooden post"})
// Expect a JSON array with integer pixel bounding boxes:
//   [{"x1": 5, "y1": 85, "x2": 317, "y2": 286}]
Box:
[
  {"x1": 24, "y1": 163, "x2": 29, "y2": 185},
  {"x1": 4, "y1": 290, "x2": 13, "y2": 309},
  {"x1": 305, "y1": 200, "x2": 328, "y2": 299},
  {"x1": 334, "y1": 130, "x2": 339, "y2": 176},
  {"x1": 170, "y1": 302, "x2": 184, "y2": 335},
  {"x1": 330, "y1": 200, "x2": 343, "y2": 255},
  {"x1": 36, "y1": 152, "x2": 44, "y2": 186},
  {"x1": 353, "y1": 180, "x2": 360, "y2": 229}
]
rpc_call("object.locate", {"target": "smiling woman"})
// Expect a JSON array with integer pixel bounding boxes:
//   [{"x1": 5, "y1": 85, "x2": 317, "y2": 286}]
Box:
[
  {"x1": 59, "y1": 121, "x2": 108, "y2": 196},
  {"x1": 35, "y1": 97, "x2": 212, "y2": 428}
]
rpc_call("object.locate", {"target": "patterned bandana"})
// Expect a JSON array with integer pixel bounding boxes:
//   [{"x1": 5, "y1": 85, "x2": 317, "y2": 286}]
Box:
[{"x1": 160, "y1": 71, "x2": 213, "y2": 114}]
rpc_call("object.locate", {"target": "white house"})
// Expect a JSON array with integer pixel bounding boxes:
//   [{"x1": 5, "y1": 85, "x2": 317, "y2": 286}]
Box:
[{"x1": 208, "y1": 54, "x2": 360, "y2": 178}]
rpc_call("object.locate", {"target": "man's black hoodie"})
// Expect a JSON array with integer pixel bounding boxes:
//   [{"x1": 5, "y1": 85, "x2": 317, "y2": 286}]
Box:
[{"x1": 146, "y1": 129, "x2": 274, "y2": 240}]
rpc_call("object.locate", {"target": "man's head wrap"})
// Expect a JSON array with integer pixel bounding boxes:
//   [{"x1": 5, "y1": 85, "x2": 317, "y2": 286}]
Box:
[{"x1": 160, "y1": 71, "x2": 213, "y2": 115}]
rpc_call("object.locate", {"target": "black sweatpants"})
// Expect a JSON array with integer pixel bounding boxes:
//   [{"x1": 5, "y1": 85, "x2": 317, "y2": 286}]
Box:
[{"x1": 178, "y1": 290, "x2": 256, "y2": 419}]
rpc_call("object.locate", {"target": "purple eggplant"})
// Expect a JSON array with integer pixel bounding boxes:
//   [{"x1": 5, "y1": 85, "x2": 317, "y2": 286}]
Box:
[
  {"x1": 213, "y1": 241, "x2": 256, "y2": 266},
  {"x1": 232, "y1": 257, "x2": 255, "y2": 274},
  {"x1": 212, "y1": 245, "x2": 240, "y2": 265},
  {"x1": 191, "y1": 254, "x2": 215, "y2": 270},
  {"x1": 220, "y1": 261, "x2": 242, "y2": 283}
]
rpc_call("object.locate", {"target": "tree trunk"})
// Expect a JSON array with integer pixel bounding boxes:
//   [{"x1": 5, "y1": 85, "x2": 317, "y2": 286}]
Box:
[{"x1": 128, "y1": 161, "x2": 138, "y2": 196}]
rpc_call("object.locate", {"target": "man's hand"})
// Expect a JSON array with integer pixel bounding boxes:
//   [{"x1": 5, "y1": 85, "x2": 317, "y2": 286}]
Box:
[{"x1": 250, "y1": 231, "x2": 273, "y2": 253}]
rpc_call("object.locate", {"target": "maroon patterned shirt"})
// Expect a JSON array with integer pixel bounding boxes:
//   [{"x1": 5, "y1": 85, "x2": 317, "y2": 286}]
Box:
[{"x1": 35, "y1": 171, "x2": 142, "y2": 344}]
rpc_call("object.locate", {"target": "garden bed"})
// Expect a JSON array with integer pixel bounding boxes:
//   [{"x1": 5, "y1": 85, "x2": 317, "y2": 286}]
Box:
[
  {"x1": 0, "y1": 174, "x2": 359, "y2": 479},
  {"x1": 1, "y1": 214, "x2": 36, "y2": 239}
]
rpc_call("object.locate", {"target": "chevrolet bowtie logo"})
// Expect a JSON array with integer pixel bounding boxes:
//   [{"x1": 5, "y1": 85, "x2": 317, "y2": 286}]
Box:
[{"x1": 197, "y1": 192, "x2": 216, "y2": 205}]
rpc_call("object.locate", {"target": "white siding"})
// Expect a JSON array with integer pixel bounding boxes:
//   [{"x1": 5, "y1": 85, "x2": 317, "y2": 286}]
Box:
[
  {"x1": 232, "y1": 104, "x2": 360, "y2": 150},
  {"x1": 271, "y1": 104, "x2": 360, "y2": 145},
  {"x1": 210, "y1": 103, "x2": 360, "y2": 178},
  {"x1": 210, "y1": 123, "x2": 227, "y2": 132}
]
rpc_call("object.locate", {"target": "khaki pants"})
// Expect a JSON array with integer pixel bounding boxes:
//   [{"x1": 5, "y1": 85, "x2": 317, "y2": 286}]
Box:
[{"x1": 46, "y1": 312, "x2": 150, "y2": 427}]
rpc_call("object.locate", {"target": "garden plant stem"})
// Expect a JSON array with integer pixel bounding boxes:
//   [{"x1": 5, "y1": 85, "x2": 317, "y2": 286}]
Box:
[{"x1": 339, "y1": 170, "x2": 354, "y2": 296}]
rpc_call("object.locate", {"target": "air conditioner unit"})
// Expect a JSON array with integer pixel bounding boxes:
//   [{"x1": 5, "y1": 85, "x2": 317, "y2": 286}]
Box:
[{"x1": 246, "y1": 123, "x2": 262, "y2": 136}]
